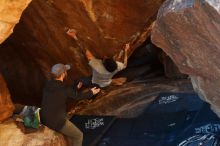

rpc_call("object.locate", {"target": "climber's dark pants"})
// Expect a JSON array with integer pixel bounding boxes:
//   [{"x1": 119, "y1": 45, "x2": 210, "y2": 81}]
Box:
[{"x1": 74, "y1": 76, "x2": 100, "y2": 88}]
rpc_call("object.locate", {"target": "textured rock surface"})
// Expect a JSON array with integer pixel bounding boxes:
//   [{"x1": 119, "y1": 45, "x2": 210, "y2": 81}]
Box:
[
  {"x1": 0, "y1": 77, "x2": 193, "y2": 146},
  {"x1": 0, "y1": 119, "x2": 68, "y2": 146},
  {"x1": 70, "y1": 77, "x2": 193, "y2": 118},
  {"x1": 151, "y1": 0, "x2": 220, "y2": 116},
  {"x1": 0, "y1": 74, "x2": 14, "y2": 122},
  {"x1": 0, "y1": 0, "x2": 31, "y2": 43},
  {"x1": 0, "y1": 0, "x2": 164, "y2": 104}
]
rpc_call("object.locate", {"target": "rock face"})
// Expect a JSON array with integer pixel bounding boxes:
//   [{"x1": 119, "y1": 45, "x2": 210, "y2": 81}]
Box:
[
  {"x1": 151, "y1": 0, "x2": 220, "y2": 116},
  {"x1": 0, "y1": 77, "x2": 193, "y2": 146},
  {"x1": 159, "y1": 51, "x2": 187, "y2": 79},
  {"x1": 0, "y1": 0, "x2": 164, "y2": 104},
  {"x1": 0, "y1": 0, "x2": 31, "y2": 43},
  {"x1": 69, "y1": 74, "x2": 194, "y2": 117},
  {"x1": 0, "y1": 119, "x2": 68, "y2": 146},
  {"x1": 0, "y1": 74, "x2": 14, "y2": 122}
]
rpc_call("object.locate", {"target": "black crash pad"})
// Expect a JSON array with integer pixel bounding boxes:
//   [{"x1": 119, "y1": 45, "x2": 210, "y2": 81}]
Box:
[
  {"x1": 70, "y1": 115, "x2": 116, "y2": 146},
  {"x1": 99, "y1": 93, "x2": 220, "y2": 146},
  {"x1": 71, "y1": 93, "x2": 220, "y2": 146}
]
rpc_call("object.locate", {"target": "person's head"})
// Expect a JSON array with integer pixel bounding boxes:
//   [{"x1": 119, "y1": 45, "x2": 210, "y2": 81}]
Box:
[
  {"x1": 103, "y1": 58, "x2": 117, "y2": 73},
  {"x1": 51, "y1": 63, "x2": 71, "y2": 81}
]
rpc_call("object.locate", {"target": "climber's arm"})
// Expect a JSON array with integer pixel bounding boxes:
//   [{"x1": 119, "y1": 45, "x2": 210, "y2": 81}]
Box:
[
  {"x1": 123, "y1": 43, "x2": 130, "y2": 67},
  {"x1": 85, "y1": 49, "x2": 94, "y2": 61}
]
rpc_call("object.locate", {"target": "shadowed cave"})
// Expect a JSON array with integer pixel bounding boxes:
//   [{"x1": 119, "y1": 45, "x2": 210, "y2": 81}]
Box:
[
  {"x1": 0, "y1": 0, "x2": 183, "y2": 109},
  {"x1": 1, "y1": 0, "x2": 220, "y2": 146}
]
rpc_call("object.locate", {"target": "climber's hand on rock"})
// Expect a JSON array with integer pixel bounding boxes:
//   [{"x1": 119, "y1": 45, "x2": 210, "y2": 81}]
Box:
[{"x1": 66, "y1": 28, "x2": 78, "y2": 40}]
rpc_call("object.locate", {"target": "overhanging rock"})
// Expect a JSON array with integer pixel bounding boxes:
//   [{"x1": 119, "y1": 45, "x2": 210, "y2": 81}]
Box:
[
  {"x1": 0, "y1": 0, "x2": 164, "y2": 104},
  {"x1": 0, "y1": 0, "x2": 31, "y2": 43},
  {"x1": 151, "y1": 0, "x2": 220, "y2": 116}
]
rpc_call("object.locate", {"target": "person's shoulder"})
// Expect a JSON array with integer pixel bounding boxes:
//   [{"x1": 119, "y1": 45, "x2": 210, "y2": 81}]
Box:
[
  {"x1": 116, "y1": 61, "x2": 126, "y2": 71},
  {"x1": 89, "y1": 57, "x2": 103, "y2": 67},
  {"x1": 90, "y1": 57, "x2": 102, "y2": 62},
  {"x1": 44, "y1": 80, "x2": 54, "y2": 87},
  {"x1": 116, "y1": 61, "x2": 124, "y2": 66},
  {"x1": 45, "y1": 80, "x2": 65, "y2": 89}
]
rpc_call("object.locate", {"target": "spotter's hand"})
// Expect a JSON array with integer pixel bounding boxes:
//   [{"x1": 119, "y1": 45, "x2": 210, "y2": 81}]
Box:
[
  {"x1": 77, "y1": 82, "x2": 83, "y2": 89},
  {"x1": 91, "y1": 87, "x2": 100, "y2": 95}
]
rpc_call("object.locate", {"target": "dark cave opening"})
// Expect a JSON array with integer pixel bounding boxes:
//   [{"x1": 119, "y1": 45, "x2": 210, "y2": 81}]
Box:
[
  {"x1": 126, "y1": 38, "x2": 187, "y2": 80},
  {"x1": 2, "y1": 1, "x2": 220, "y2": 145},
  {"x1": 115, "y1": 38, "x2": 186, "y2": 82}
]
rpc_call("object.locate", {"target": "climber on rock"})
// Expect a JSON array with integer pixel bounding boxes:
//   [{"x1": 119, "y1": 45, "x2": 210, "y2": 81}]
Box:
[
  {"x1": 66, "y1": 28, "x2": 130, "y2": 88},
  {"x1": 84, "y1": 44, "x2": 129, "y2": 88},
  {"x1": 40, "y1": 63, "x2": 100, "y2": 146}
]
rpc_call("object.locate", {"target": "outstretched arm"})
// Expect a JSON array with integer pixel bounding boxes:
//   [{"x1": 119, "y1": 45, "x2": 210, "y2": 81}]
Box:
[
  {"x1": 113, "y1": 50, "x2": 123, "y2": 61},
  {"x1": 67, "y1": 86, "x2": 100, "y2": 100},
  {"x1": 85, "y1": 49, "x2": 94, "y2": 61},
  {"x1": 113, "y1": 43, "x2": 130, "y2": 62},
  {"x1": 66, "y1": 28, "x2": 94, "y2": 61},
  {"x1": 123, "y1": 43, "x2": 130, "y2": 67}
]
